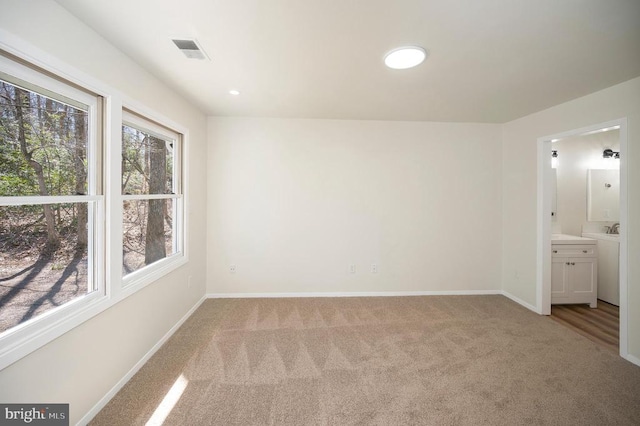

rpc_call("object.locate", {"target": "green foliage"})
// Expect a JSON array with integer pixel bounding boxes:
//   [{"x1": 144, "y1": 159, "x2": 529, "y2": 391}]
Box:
[
  {"x1": 0, "y1": 80, "x2": 89, "y2": 253},
  {"x1": 121, "y1": 124, "x2": 173, "y2": 195},
  {"x1": 0, "y1": 81, "x2": 88, "y2": 197},
  {"x1": 0, "y1": 141, "x2": 36, "y2": 196}
]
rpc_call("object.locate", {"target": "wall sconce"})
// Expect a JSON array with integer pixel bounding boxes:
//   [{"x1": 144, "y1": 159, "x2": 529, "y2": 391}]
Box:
[{"x1": 603, "y1": 149, "x2": 620, "y2": 159}]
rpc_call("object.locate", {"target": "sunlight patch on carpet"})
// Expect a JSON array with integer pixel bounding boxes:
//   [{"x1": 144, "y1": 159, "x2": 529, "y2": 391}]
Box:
[{"x1": 146, "y1": 374, "x2": 188, "y2": 426}]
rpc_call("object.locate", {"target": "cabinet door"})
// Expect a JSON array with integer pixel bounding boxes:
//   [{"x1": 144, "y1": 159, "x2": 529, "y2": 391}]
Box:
[
  {"x1": 570, "y1": 258, "x2": 596, "y2": 295},
  {"x1": 598, "y1": 240, "x2": 620, "y2": 306},
  {"x1": 551, "y1": 258, "x2": 570, "y2": 301}
]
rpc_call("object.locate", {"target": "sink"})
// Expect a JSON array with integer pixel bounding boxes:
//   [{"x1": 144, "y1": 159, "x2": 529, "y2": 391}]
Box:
[{"x1": 581, "y1": 232, "x2": 620, "y2": 242}]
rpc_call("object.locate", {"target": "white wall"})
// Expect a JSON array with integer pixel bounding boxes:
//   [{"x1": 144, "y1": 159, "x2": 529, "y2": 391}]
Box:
[
  {"x1": 555, "y1": 130, "x2": 620, "y2": 236},
  {"x1": 208, "y1": 118, "x2": 502, "y2": 295},
  {"x1": 0, "y1": 1, "x2": 208, "y2": 423},
  {"x1": 1, "y1": 1, "x2": 638, "y2": 422},
  {"x1": 502, "y1": 76, "x2": 640, "y2": 360}
]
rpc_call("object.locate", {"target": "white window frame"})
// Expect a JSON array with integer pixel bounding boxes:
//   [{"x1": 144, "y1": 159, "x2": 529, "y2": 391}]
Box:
[
  {"x1": 121, "y1": 110, "x2": 186, "y2": 289},
  {"x1": 0, "y1": 53, "x2": 105, "y2": 366},
  {"x1": 0, "y1": 30, "x2": 190, "y2": 371}
]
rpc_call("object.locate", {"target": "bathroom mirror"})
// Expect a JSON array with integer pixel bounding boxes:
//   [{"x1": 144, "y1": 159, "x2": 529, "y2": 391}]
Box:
[{"x1": 587, "y1": 169, "x2": 619, "y2": 221}]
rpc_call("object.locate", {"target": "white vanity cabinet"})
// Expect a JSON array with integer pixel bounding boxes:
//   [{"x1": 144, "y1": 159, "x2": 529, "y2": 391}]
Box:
[
  {"x1": 582, "y1": 233, "x2": 620, "y2": 306},
  {"x1": 551, "y1": 235, "x2": 598, "y2": 308}
]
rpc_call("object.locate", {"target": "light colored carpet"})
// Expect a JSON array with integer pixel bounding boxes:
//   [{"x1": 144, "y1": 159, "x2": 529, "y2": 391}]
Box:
[{"x1": 90, "y1": 295, "x2": 640, "y2": 425}]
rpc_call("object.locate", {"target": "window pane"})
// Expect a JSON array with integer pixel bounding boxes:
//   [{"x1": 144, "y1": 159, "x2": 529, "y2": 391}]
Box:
[
  {"x1": 0, "y1": 203, "x2": 93, "y2": 334},
  {"x1": 0, "y1": 80, "x2": 89, "y2": 197},
  {"x1": 122, "y1": 124, "x2": 174, "y2": 195},
  {"x1": 123, "y1": 199, "x2": 175, "y2": 275}
]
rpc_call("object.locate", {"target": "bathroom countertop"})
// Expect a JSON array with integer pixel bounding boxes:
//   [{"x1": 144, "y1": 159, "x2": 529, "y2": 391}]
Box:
[
  {"x1": 551, "y1": 234, "x2": 597, "y2": 244},
  {"x1": 581, "y1": 232, "x2": 620, "y2": 243}
]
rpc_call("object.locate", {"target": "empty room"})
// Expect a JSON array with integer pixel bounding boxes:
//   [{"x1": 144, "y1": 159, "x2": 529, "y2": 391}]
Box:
[{"x1": 1, "y1": 0, "x2": 640, "y2": 424}]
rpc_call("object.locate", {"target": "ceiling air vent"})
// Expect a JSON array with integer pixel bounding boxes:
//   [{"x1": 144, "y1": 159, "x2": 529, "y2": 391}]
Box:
[{"x1": 172, "y1": 38, "x2": 210, "y2": 60}]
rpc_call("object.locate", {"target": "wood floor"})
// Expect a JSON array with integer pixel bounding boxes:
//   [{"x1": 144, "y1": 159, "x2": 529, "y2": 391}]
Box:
[{"x1": 550, "y1": 300, "x2": 619, "y2": 353}]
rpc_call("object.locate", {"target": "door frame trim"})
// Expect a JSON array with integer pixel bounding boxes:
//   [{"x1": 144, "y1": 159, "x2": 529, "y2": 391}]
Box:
[{"x1": 536, "y1": 118, "x2": 628, "y2": 358}]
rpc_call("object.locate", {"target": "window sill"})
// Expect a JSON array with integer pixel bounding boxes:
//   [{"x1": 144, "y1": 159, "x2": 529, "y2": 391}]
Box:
[
  {"x1": 0, "y1": 254, "x2": 188, "y2": 371},
  {"x1": 122, "y1": 254, "x2": 188, "y2": 296}
]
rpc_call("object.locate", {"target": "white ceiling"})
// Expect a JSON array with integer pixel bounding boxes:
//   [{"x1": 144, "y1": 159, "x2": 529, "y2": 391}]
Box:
[{"x1": 55, "y1": 0, "x2": 640, "y2": 123}]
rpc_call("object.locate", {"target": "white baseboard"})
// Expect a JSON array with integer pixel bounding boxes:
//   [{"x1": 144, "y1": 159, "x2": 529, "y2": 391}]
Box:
[
  {"x1": 207, "y1": 290, "x2": 503, "y2": 299},
  {"x1": 78, "y1": 295, "x2": 206, "y2": 426},
  {"x1": 501, "y1": 290, "x2": 540, "y2": 314},
  {"x1": 208, "y1": 290, "x2": 544, "y2": 315},
  {"x1": 623, "y1": 353, "x2": 640, "y2": 368}
]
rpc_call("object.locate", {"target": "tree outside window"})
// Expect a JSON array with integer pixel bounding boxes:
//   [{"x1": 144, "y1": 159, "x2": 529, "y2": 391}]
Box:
[
  {"x1": 121, "y1": 113, "x2": 182, "y2": 277},
  {"x1": 0, "y1": 75, "x2": 99, "y2": 334}
]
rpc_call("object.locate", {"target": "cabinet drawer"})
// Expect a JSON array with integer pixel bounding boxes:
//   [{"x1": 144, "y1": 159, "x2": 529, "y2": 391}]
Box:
[{"x1": 552, "y1": 244, "x2": 597, "y2": 258}]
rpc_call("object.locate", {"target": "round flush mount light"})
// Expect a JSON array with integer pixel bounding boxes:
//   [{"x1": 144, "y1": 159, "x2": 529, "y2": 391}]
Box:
[
  {"x1": 229, "y1": 89, "x2": 240, "y2": 95},
  {"x1": 384, "y1": 46, "x2": 427, "y2": 69}
]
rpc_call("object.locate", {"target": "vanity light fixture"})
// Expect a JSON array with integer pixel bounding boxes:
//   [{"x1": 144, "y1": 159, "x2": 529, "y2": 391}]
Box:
[
  {"x1": 384, "y1": 46, "x2": 427, "y2": 69},
  {"x1": 603, "y1": 149, "x2": 620, "y2": 159}
]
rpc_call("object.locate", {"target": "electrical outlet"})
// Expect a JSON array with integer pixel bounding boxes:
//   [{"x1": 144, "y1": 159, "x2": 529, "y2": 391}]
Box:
[
  {"x1": 371, "y1": 263, "x2": 378, "y2": 274},
  {"x1": 349, "y1": 264, "x2": 356, "y2": 274},
  {"x1": 230, "y1": 264, "x2": 236, "y2": 274}
]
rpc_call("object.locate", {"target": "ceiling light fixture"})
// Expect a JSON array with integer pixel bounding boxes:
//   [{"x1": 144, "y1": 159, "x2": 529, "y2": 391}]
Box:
[
  {"x1": 229, "y1": 90, "x2": 240, "y2": 96},
  {"x1": 384, "y1": 46, "x2": 427, "y2": 69}
]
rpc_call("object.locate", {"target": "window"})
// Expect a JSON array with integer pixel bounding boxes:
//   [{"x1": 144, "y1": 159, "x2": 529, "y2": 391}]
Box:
[
  {"x1": 121, "y1": 111, "x2": 183, "y2": 282},
  {"x1": 0, "y1": 54, "x2": 103, "y2": 337},
  {"x1": 0, "y1": 41, "x2": 188, "y2": 370}
]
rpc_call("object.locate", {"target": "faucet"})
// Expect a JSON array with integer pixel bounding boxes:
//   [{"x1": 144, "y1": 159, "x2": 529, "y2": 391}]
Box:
[{"x1": 607, "y1": 223, "x2": 620, "y2": 234}]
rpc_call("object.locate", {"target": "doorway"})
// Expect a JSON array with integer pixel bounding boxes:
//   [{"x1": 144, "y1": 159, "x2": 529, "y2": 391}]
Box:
[{"x1": 536, "y1": 119, "x2": 628, "y2": 357}]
